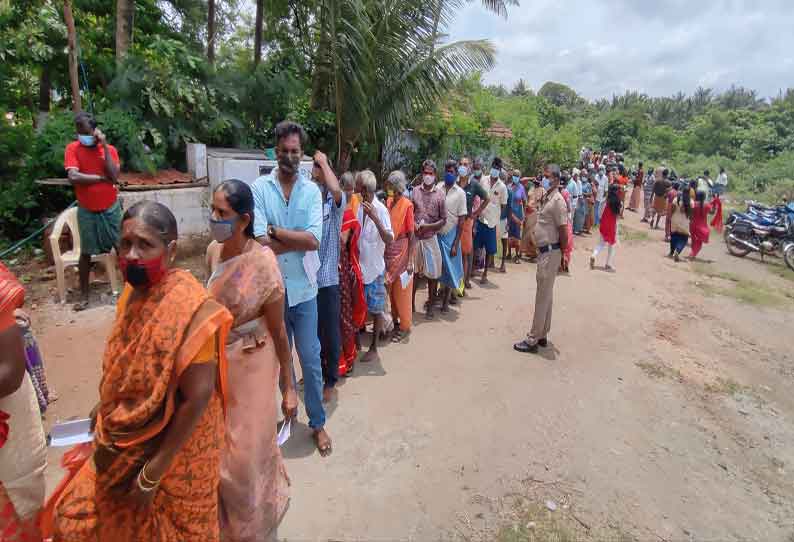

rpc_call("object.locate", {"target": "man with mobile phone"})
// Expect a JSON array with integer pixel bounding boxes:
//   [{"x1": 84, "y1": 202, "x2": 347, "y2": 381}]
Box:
[{"x1": 64, "y1": 111, "x2": 122, "y2": 311}]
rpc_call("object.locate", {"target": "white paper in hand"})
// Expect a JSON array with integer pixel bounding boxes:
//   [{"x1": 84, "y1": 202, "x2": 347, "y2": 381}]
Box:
[
  {"x1": 277, "y1": 418, "x2": 292, "y2": 447},
  {"x1": 399, "y1": 270, "x2": 411, "y2": 289},
  {"x1": 49, "y1": 418, "x2": 93, "y2": 447},
  {"x1": 303, "y1": 251, "x2": 321, "y2": 288}
]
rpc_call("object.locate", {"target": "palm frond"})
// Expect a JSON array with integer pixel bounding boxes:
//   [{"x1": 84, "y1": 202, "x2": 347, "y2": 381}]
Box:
[
  {"x1": 477, "y1": 0, "x2": 519, "y2": 18},
  {"x1": 370, "y1": 39, "x2": 496, "y2": 136},
  {"x1": 310, "y1": 0, "x2": 497, "y2": 162}
]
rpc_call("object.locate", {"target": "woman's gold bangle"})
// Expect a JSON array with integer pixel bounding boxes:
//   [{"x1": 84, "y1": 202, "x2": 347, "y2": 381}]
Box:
[
  {"x1": 140, "y1": 462, "x2": 162, "y2": 487},
  {"x1": 136, "y1": 469, "x2": 159, "y2": 492}
]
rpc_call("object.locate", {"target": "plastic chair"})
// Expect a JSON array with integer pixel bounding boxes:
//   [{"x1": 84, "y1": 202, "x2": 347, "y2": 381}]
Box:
[{"x1": 48, "y1": 207, "x2": 120, "y2": 303}]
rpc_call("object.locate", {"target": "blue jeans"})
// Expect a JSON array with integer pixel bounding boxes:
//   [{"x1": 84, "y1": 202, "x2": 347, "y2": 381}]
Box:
[
  {"x1": 594, "y1": 200, "x2": 603, "y2": 226},
  {"x1": 317, "y1": 285, "x2": 341, "y2": 389},
  {"x1": 285, "y1": 295, "x2": 326, "y2": 429}
]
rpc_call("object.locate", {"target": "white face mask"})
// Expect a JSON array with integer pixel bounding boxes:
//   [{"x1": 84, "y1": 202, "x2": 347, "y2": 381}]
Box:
[{"x1": 422, "y1": 174, "x2": 435, "y2": 186}]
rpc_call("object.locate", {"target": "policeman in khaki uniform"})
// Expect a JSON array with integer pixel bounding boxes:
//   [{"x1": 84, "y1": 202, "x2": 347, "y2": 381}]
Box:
[{"x1": 514, "y1": 164, "x2": 569, "y2": 354}]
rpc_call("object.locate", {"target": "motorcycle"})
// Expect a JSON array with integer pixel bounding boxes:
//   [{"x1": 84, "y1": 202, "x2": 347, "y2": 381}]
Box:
[
  {"x1": 724, "y1": 201, "x2": 794, "y2": 271},
  {"x1": 784, "y1": 239, "x2": 794, "y2": 272}
]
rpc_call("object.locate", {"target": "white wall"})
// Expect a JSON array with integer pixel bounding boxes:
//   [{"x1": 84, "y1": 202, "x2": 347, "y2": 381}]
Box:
[
  {"x1": 120, "y1": 186, "x2": 210, "y2": 237},
  {"x1": 207, "y1": 157, "x2": 314, "y2": 191}
]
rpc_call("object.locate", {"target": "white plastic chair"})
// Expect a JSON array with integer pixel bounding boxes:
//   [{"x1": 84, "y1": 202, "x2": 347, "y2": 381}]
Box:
[{"x1": 48, "y1": 207, "x2": 121, "y2": 303}]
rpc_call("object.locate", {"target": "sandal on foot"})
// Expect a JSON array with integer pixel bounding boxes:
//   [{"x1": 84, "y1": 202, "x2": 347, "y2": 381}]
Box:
[{"x1": 391, "y1": 330, "x2": 410, "y2": 343}]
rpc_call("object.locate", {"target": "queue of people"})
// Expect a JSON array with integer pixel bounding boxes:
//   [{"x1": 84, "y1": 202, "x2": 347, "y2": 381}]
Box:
[
  {"x1": 0, "y1": 116, "x2": 731, "y2": 542},
  {"x1": 0, "y1": 116, "x2": 554, "y2": 541}
]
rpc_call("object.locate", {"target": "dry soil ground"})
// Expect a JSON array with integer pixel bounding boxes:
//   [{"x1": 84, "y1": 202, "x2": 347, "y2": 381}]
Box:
[{"x1": 23, "y1": 210, "x2": 794, "y2": 541}]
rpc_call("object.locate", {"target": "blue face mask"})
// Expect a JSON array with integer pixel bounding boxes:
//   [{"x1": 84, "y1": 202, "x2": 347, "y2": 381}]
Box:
[
  {"x1": 458, "y1": 165, "x2": 469, "y2": 177},
  {"x1": 542, "y1": 178, "x2": 550, "y2": 190},
  {"x1": 444, "y1": 172, "x2": 457, "y2": 185},
  {"x1": 78, "y1": 134, "x2": 96, "y2": 147},
  {"x1": 490, "y1": 167, "x2": 500, "y2": 179},
  {"x1": 512, "y1": 176, "x2": 519, "y2": 184},
  {"x1": 209, "y1": 217, "x2": 238, "y2": 243},
  {"x1": 472, "y1": 169, "x2": 482, "y2": 178}
]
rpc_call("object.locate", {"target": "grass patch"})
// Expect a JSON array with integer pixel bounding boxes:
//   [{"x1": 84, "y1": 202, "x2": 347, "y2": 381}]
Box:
[
  {"x1": 693, "y1": 279, "x2": 787, "y2": 307},
  {"x1": 496, "y1": 503, "x2": 633, "y2": 542},
  {"x1": 705, "y1": 377, "x2": 746, "y2": 396},
  {"x1": 691, "y1": 263, "x2": 789, "y2": 307},
  {"x1": 768, "y1": 264, "x2": 794, "y2": 282},
  {"x1": 636, "y1": 361, "x2": 683, "y2": 382},
  {"x1": 691, "y1": 262, "x2": 741, "y2": 282},
  {"x1": 620, "y1": 227, "x2": 650, "y2": 242}
]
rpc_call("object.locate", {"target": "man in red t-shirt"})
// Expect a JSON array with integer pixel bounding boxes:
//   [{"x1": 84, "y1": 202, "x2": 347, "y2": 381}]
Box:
[{"x1": 63, "y1": 112, "x2": 121, "y2": 310}]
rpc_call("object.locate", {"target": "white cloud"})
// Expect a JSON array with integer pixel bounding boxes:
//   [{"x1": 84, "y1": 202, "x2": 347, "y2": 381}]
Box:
[{"x1": 446, "y1": 0, "x2": 794, "y2": 99}]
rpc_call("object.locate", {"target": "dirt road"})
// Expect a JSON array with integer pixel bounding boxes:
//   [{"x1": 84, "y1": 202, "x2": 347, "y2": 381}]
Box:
[{"x1": 32, "y1": 210, "x2": 794, "y2": 541}]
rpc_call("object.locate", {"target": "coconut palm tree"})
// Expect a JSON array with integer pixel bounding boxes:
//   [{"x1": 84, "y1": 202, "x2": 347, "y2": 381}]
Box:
[
  {"x1": 430, "y1": 0, "x2": 518, "y2": 55},
  {"x1": 311, "y1": 0, "x2": 496, "y2": 170}
]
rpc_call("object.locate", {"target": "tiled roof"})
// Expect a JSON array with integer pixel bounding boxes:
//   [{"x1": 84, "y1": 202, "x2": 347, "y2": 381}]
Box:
[{"x1": 120, "y1": 169, "x2": 194, "y2": 186}]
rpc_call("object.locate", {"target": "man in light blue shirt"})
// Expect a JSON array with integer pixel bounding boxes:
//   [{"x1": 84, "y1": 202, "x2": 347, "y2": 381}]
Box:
[{"x1": 252, "y1": 120, "x2": 331, "y2": 456}]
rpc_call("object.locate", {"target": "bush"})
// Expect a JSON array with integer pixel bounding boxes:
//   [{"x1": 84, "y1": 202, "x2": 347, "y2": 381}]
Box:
[
  {"x1": 0, "y1": 107, "x2": 166, "y2": 243},
  {"x1": 0, "y1": 112, "x2": 73, "y2": 242},
  {"x1": 95, "y1": 108, "x2": 166, "y2": 174}
]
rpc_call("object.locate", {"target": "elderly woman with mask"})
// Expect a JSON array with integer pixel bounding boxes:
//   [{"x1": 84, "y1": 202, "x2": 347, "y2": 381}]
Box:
[
  {"x1": 384, "y1": 171, "x2": 416, "y2": 342},
  {"x1": 53, "y1": 201, "x2": 234, "y2": 542},
  {"x1": 338, "y1": 172, "x2": 366, "y2": 376},
  {"x1": 205, "y1": 180, "x2": 297, "y2": 541}
]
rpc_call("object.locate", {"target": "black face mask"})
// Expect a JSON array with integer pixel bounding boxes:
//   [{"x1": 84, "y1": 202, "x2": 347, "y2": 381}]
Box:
[
  {"x1": 278, "y1": 154, "x2": 300, "y2": 176},
  {"x1": 119, "y1": 255, "x2": 168, "y2": 289},
  {"x1": 124, "y1": 263, "x2": 150, "y2": 287}
]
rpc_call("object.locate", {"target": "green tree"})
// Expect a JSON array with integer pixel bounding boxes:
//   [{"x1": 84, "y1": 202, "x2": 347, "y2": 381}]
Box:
[
  {"x1": 538, "y1": 81, "x2": 584, "y2": 109},
  {"x1": 310, "y1": 0, "x2": 496, "y2": 170},
  {"x1": 511, "y1": 78, "x2": 531, "y2": 97}
]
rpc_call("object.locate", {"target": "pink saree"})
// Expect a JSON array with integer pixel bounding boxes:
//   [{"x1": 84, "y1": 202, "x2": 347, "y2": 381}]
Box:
[{"x1": 207, "y1": 242, "x2": 290, "y2": 542}]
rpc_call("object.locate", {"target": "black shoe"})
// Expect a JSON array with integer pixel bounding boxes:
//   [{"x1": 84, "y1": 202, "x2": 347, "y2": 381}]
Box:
[
  {"x1": 537, "y1": 338, "x2": 548, "y2": 347},
  {"x1": 514, "y1": 340, "x2": 539, "y2": 354}
]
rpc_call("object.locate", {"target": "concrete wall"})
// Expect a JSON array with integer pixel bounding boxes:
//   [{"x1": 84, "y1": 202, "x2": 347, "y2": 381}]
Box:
[
  {"x1": 208, "y1": 157, "x2": 276, "y2": 191},
  {"x1": 120, "y1": 186, "x2": 210, "y2": 238},
  {"x1": 186, "y1": 143, "x2": 208, "y2": 179},
  {"x1": 207, "y1": 156, "x2": 313, "y2": 191}
]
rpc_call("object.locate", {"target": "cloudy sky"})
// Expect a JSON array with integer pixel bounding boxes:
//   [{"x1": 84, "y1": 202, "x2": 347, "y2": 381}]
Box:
[{"x1": 446, "y1": 0, "x2": 794, "y2": 100}]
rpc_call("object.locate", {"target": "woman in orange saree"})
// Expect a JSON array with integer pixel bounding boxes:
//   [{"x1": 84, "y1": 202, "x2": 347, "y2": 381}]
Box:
[
  {"x1": 206, "y1": 180, "x2": 296, "y2": 542},
  {"x1": 384, "y1": 171, "x2": 415, "y2": 343},
  {"x1": 338, "y1": 173, "x2": 366, "y2": 376},
  {"x1": 51, "y1": 201, "x2": 233, "y2": 542}
]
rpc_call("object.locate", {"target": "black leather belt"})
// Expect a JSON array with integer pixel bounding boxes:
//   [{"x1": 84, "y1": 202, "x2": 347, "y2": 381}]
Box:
[{"x1": 538, "y1": 243, "x2": 560, "y2": 254}]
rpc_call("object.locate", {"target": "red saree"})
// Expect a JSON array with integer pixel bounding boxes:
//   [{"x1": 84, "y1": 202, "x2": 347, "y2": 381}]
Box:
[{"x1": 339, "y1": 208, "x2": 366, "y2": 375}]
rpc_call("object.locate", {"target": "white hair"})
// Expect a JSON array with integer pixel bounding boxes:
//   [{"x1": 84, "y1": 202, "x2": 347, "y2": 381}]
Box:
[
  {"x1": 356, "y1": 169, "x2": 377, "y2": 193},
  {"x1": 340, "y1": 171, "x2": 356, "y2": 190},
  {"x1": 387, "y1": 170, "x2": 407, "y2": 193}
]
